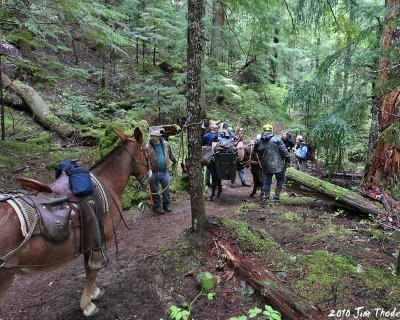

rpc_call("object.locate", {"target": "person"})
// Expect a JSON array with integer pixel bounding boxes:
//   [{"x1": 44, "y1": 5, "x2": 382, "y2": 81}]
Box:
[
  {"x1": 202, "y1": 124, "x2": 219, "y2": 186},
  {"x1": 281, "y1": 132, "x2": 295, "y2": 153},
  {"x1": 232, "y1": 128, "x2": 251, "y2": 187},
  {"x1": 146, "y1": 127, "x2": 177, "y2": 214},
  {"x1": 294, "y1": 135, "x2": 308, "y2": 172},
  {"x1": 202, "y1": 124, "x2": 219, "y2": 147},
  {"x1": 255, "y1": 124, "x2": 290, "y2": 200}
]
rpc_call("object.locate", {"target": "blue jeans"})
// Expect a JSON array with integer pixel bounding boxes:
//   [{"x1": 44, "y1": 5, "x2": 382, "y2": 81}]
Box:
[
  {"x1": 262, "y1": 171, "x2": 285, "y2": 193},
  {"x1": 205, "y1": 167, "x2": 211, "y2": 182},
  {"x1": 232, "y1": 169, "x2": 247, "y2": 184},
  {"x1": 149, "y1": 171, "x2": 170, "y2": 209}
]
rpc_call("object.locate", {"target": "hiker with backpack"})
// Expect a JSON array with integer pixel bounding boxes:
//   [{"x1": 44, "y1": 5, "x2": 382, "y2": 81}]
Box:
[
  {"x1": 254, "y1": 124, "x2": 291, "y2": 200},
  {"x1": 294, "y1": 135, "x2": 308, "y2": 172}
]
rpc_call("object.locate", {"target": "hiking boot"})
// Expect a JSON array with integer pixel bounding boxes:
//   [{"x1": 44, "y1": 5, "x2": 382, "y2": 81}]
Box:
[
  {"x1": 163, "y1": 204, "x2": 172, "y2": 212},
  {"x1": 273, "y1": 185, "x2": 282, "y2": 201},
  {"x1": 231, "y1": 182, "x2": 237, "y2": 188},
  {"x1": 241, "y1": 182, "x2": 251, "y2": 187},
  {"x1": 262, "y1": 191, "x2": 271, "y2": 201},
  {"x1": 153, "y1": 207, "x2": 165, "y2": 215}
]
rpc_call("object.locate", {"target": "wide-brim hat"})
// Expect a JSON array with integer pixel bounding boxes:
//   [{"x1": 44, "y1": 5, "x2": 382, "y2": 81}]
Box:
[{"x1": 149, "y1": 127, "x2": 162, "y2": 136}]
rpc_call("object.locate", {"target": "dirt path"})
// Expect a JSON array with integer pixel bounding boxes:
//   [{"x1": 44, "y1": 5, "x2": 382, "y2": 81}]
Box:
[{"x1": 1, "y1": 179, "x2": 252, "y2": 320}]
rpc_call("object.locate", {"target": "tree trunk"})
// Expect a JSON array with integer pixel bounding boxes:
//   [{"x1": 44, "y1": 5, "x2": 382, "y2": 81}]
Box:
[
  {"x1": 213, "y1": 228, "x2": 327, "y2": 319},
  {"x1": 0, "y1": 55, "x2": 4, "y2": 140},
  {"x1": 270, "y1": 30, "x2": 279, "y2": 84},
  {"x1": 187, "y1": 0, "x2": 207, "y2": 231},
  {"x1": 210, "y1": 0, "x2": 225, "y2": 62},
  {"x1": 1, "y1": 73, "x2": 73, "y2": 138},
  {"x1": 285, "y1": 168, "x2": 386, "y2": 216},
  {"x1": 363, "y1": 0, "x2": 400, "y2": 190}
]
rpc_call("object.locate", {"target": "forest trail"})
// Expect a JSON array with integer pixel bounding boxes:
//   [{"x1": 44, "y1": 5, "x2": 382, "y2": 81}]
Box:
[{"x1": 1, "y1": 178, "x2": 252, "y2": 320}]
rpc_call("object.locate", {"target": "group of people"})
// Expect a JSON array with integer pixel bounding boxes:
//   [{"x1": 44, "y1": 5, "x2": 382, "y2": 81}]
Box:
[
  {"x1": 202, "y1": 123, "x2": 251, "y2": 187},
  {"x1": 146, "y1": 123, "x2": 310, "y2": 214}
]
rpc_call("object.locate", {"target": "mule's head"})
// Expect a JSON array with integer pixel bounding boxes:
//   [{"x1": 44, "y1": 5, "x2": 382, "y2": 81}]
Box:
[{"x1": 113, "y1": 128, "x2": 149, "y2": 184}]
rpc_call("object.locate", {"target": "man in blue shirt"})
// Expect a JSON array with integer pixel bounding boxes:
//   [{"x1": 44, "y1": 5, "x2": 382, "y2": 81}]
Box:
[
  {"x1": 146, "y1": 127, "x2": 177, "y2": 214},
  {"x1": 294, "y1": 135, "x2": 308, "y2": 172}
]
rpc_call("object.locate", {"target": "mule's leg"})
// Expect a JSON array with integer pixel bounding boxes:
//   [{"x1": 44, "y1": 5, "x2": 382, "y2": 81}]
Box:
[
  {"x1": 216, "y1": 179, "x2": 222, "y2": 197},
  {"x1": 80, "y1": 254, "x2": 100, "y2": 317},
  {"x1": 0, "y1": 270, "x2": 15, "y2": 311},
  {"x1": 91, "y1": 283, "x2": 105, "y2": 301},
  {"x1": 209, "y1": 167, "x2": 217, "y2": 201}
]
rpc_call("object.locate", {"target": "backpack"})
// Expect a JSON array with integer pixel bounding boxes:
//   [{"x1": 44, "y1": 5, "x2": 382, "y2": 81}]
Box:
[
  {"x1": 304, "y1": 139, "x2": 315, "y2": 161},
  {"x1": 55, "y1": 160, "x2": 93, "y2": 197}
]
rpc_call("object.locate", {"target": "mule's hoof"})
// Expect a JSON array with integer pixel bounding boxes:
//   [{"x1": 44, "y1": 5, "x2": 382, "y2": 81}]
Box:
[
  {"x1": 91, "y1": 287, "x2": 105, "y2": 301},
  {"x1": 83, "y1": 302, "x2": 99, "y2": 317}
]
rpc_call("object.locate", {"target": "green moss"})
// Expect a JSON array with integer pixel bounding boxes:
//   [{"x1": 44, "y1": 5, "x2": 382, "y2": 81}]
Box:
[
  {"x1": 304, "y1": 222, "x2": 352, "y2": 242},
  {"x1": 221, "y1": 218, "x2": 290, "y2": 266},
  {"x1": 234, "y1": 202, "x2": 260, "y2": 215},
  {"x1": 293, "y1": 250, "x2": 357, "y2": 302},
  {"x1": 196, "y1": 272, "x2": 216, "y2": 293},
  {"x1": 26, "y1": 133, "x2": 51, "y2": 145},
  {"x1": 282, "y1": 212, "x2": 302, "y2": 222}
]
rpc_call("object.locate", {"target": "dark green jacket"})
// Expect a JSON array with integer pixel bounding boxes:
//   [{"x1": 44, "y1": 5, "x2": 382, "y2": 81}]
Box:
[{"x1": 255, "y1": 132, "x2": 290, "y2": 174}]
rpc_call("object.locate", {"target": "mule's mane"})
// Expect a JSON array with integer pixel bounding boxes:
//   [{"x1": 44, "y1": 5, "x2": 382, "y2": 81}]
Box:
[{"x1": 90, "y1": 140, "x2": 127, "y2": 170}]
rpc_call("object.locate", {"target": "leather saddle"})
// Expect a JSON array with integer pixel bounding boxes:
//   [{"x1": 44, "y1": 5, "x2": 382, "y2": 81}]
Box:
[
  {"x1": 15, "y1": 174, "x2": 108, "y2": 268},
  {"x1": 16, "y1": 173, "x2": 80, "y2": 201}
]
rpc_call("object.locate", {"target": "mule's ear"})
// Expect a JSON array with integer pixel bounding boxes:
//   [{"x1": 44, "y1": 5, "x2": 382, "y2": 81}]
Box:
[
  {"x1": 113, "y1": 129, "x2": 129, "y2": 140},
  {"x1": 133, "y1": 127, "x2": 143, "y2": 143}
]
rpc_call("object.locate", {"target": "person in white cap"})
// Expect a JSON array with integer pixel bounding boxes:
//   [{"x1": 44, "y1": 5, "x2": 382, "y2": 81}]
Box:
[
  {"x1": 294, "y1": 135, "x2": 308, "y2": 172},
  {"x1": 146, "y1": 127, "x2": 177, "y2": 214}
]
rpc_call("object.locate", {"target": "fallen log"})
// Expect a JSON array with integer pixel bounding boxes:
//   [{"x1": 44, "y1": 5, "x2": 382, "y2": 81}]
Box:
[
  {"x1": 213, "y1": 229, "x2": 327, "y2": 319},
  {"x1": 285, "y1": 168, "x2": 385, "y2": 216},
  {"x1": 1, "y1": 73, "x2": 74, "y2": 138}
]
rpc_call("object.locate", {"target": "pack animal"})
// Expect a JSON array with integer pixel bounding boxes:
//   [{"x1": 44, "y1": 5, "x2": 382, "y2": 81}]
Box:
[
  {"x1": 201, "y1": 139, "x2": 238, "y2": 201},
  {"x1": 0, "y1": 128, "x2": 149, "y2": 317}
]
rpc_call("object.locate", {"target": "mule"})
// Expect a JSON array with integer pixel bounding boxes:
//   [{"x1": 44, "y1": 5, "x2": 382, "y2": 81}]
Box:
[
  {"x1": 0, "y1": 128, "x2": 149, "y2": 317},
  {"x1": 201, "y1": 140, "x2": 242, "y2": 201},
  {"x1": 201, "y1": 146, "x2": 223, "y2": 201},
  {"x1": 236, "y1": 141, "x2": 263, "y2": 197}
]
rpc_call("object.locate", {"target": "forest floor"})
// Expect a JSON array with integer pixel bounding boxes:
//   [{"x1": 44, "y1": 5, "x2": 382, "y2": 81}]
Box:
[
  {"x1": 1, "y1": 174, "x2": 400, "y2": 320},
  {"x1": 0, "y1": 125, "x2": 399, "y2": 320}
]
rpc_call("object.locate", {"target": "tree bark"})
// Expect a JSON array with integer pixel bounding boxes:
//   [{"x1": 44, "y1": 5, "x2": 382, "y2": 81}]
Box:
[
  {"x1": 285, "y1": 168, "x2": 386, "y2": 216},
  {"x1": 363, "y1": 0, "x2": 400, "y2": 190},
  {"x1": 213, "y1": 228, "x2": 327, "y2": 319},
  {"x1": 1, "y1": 73, "x2": 74, "y2": 138},
  {"x1": 187, "y1": 0, "x2": 207, "y2": 231},
  {"x1": 0, "y1": 55, "x2": 4, "y2": 140}
]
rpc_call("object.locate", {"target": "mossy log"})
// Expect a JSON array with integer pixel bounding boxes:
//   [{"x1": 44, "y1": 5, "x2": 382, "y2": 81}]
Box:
[
  {"x1": 215, "y1": 237, "x2": 327, "y2": 320},
  {"x1": 285, "y1": 167, "x2": 385, "y2": 216},
  {"x1": 1, "y1": 73, "x2": 74, "y2": 138}
]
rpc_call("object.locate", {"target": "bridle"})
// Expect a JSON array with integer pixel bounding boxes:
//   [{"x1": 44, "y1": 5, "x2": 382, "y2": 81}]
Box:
[{"x1": 121, "y1": 138, "x2": 151, "y2": 186}]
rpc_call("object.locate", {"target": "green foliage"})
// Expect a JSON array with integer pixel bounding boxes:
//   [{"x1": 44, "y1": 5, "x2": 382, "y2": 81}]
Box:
[
  {"x1": 230, "y1": 305, "x2": 281, "y2": 320},
  {"x1": 195, "y1": 272, "x2": 216, "y2": 294},
  {"x1": 56, "y1": 92, "x2": 96, "y2": 124},
  {"x1": 311, "y1": 114, "x2": 354, "y2": 174},
  {"x1": 169, "y1": 305, "x2": 190, "y2": 320}
]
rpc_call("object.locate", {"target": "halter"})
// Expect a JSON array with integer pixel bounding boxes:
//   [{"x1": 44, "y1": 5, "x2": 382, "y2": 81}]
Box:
[{"x1": 122, "y1": 138, "x2": 151, "y2": 185}]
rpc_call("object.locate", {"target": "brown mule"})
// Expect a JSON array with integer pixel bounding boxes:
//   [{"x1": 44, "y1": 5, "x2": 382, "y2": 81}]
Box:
[{"x1": 0, "y1": 127, "x2": 149, "y2": 317}]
